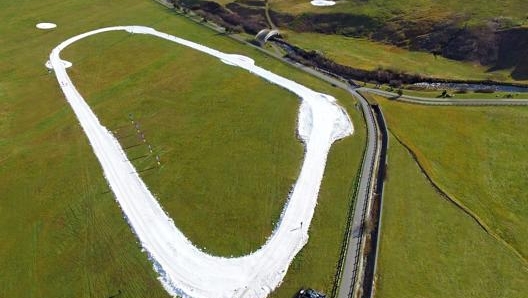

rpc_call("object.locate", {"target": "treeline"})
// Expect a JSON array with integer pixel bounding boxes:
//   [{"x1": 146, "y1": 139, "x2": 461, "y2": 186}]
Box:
[{"x1": 173, "y1": 0, "x2": 267, "y2": 34}]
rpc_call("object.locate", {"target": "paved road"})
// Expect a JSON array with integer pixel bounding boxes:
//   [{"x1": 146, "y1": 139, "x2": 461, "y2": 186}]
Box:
[
  {"x1": 336, "y1": 90, "x2": 381, "y2": 298},
  {"x1": 363, "y1": 88, "x2": 528, "y2": 106}
]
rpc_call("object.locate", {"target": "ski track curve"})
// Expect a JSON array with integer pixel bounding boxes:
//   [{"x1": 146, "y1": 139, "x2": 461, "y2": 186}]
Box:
[{"x1": 48, "y1": 25, "x2": 353, "y2": 298}]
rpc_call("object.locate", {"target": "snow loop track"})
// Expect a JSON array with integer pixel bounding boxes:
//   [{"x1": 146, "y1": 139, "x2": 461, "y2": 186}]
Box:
[{"x1": 48, "y1": 26, "x2": 353, "y2": 298}]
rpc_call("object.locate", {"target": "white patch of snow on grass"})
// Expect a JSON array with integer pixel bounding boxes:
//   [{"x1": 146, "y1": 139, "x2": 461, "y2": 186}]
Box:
[
  {"x1": 310, "y1": 0, "x2": 336, "y2": 6},
  {"x1": 46, "y1": 59, "x2": 72, "y2": 69},
  {"x1": 36, "y1": 22, "x2": 57, "y2": 29}
]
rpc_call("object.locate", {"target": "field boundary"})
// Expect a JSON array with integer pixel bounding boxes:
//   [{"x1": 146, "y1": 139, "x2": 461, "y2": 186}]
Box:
[{"x1": 388, "y1": 128, "x2": 528, "y2": 267}]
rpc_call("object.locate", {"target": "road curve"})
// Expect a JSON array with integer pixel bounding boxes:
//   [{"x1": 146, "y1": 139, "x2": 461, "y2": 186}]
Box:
[{"x1": 49, "y1": 26, "x2": 353, "y2": 298}]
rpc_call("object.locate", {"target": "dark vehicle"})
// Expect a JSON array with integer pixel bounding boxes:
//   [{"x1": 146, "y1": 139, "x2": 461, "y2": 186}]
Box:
[{"x1": 297, "y1": 288, "x2": 326, "y2": 298}]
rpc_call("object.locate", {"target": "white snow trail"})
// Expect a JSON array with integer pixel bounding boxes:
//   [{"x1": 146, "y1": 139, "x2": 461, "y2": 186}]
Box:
[
  {"x1": 48, "y1": 26, "x2": 353, "y2": 298},
  {"x1": 310, "y1": 0, "x2": 336, "y2": 7}
]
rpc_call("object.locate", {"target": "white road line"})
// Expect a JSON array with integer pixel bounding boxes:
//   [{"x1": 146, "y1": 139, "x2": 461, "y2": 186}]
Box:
[{"x1": 49, "y1": 26, "x2": 353, "y2": 298}]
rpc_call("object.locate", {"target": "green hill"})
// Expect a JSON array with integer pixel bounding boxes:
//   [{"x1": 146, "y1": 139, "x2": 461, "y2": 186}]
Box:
[{"x1": 186, "y1": 0, "x2": 528, "y2": 81}]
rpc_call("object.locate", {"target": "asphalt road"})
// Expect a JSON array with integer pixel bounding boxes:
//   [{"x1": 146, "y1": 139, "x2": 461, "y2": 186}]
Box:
[
  {"x1": 364, "y1": 88, "x2": 528, "y2": 106},
  {"x1": 336, "y1": 89, "x2": 381, "y2": 298}
]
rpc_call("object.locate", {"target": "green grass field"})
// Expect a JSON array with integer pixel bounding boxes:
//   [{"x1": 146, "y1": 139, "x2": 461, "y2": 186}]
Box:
[
  {"x1": 376, "y1": 134, "x2": 528, "y2": 298},
  {"x1": 372, "y1": 95, "x2": 528, "y2": 261},
  {"x1": 0, "y1": 0, "x2": 366, "y2": 296},
  {"x1": 361, "y1": 93, "x2": 528, "y2": 297},
  {"x1": 282, "y1": 31, "x2": 526, "y2": 83},
  {"x1": 270, "y1": 0, "x2": 528, "y2": 25}
]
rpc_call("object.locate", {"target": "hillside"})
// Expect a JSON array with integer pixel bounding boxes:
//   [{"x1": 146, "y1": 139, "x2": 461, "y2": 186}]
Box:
[{"x1": 181, "y1": 0, "x2": 528, "y2": 80}]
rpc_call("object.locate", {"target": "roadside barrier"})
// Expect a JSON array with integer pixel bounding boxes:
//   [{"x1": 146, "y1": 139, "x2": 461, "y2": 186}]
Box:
[{"x1": 331, "y1": 93, "x2": 379, "y2": 298}]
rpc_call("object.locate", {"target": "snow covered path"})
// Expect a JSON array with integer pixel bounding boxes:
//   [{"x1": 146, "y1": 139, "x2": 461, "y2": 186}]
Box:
[{"x1": 48, "y1": 26, "x2": 353, "y2": 298}]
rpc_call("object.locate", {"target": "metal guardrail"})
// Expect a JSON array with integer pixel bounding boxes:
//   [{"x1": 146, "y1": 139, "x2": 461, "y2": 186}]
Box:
[
  {"x1": 330, "y1": 152, "x2": 365, "y2": 298},
  {"x1": 152, "y1": 0, "x2": 173, "y2": 9},
  {"x1": 331, "y1": 115, "x2": 377, "y2": 297},
  {"x1": 348, "y1": 102, "x2": 378, "y2": 298},
  {"x1": 331, "y1": 90, "x2": 380, "y2": 298},
  {"x1": 367, "y1": 104, "x2": 388, "y2": 298}
]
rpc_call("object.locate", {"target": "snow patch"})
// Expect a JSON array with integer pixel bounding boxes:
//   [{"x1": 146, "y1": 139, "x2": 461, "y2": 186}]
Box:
[
  {"x1": 46, "y1": 59, "x2": 72, "y2": 69},
  {"x1": 310, "y1": 0, "x2": 336, "y2": 6},
  {"x1": 36, "y1": 22, "x2": 56, "y2": 29},
  {"x1": 221, "y1": 54, "x2": 255, "y2": 66},
  {"x1": 298, "y1": 101, "x2": 313, "y2": 143}
]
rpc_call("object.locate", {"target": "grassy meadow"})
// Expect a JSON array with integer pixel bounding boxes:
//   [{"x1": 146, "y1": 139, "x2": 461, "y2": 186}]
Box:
[
  {"x1": 371, "y1": 94, "x2": 528, "y2": 261},
  {"x1": 270, "y1": 0, "x2": 528, "y2": 25},
  {"x1": 0, "y1": 0, "x2": 365, "y2": 297},
  {"x1": 282, "y1": 32, "x2": 524, "y2": 83},
  {"x1": 360, "y1": 93, "x2": 528, "y2": 297},
  {"x1": 376, "y1": 134, "x2": 528, "y2": 298}
]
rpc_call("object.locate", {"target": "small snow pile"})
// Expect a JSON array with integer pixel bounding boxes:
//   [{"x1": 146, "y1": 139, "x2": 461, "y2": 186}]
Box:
[
  {"x1": 36, "y1": 22, "x2": 57, "y2": 29},
  {"x1": 310, "y1": 0, "x2": 336, "y2": 6},
  {"x1": 297, "y1": 101, "x2": 313, "y2": 143},
  {"x1": 45, "y1": 59, "x2": 72, "y2": 69}
]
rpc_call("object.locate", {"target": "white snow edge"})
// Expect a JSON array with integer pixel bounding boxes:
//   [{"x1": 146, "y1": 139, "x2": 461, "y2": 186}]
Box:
[
  {"x1": 46, "y1": 59, "x2": 72, "y2": 69},
  {"x1": 48, "y1": 25, "x2": 353, "y2": 298}
]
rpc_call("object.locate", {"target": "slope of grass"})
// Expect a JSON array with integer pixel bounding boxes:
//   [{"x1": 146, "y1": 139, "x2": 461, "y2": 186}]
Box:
[
  {"x1": 270, "y1": 0, "x2": 528, "y2": 25},
  {"x1": 0, "y1": 0, "x2": 365, "y2": 296},
  {"x1": 369, "y1": 94, "x2": 528, "y2": 262},
  {"x1": 376, "y1": 134, "x2": 528, "y2": 298},
  {"x1": 282, "y1": 31, "x2": 523, "y2": 83}
]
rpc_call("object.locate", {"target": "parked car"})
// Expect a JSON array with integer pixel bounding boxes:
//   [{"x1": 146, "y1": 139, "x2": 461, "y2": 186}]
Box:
[{"x1": 297, "y1": 288, "x2": 326, "y2": 298}]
